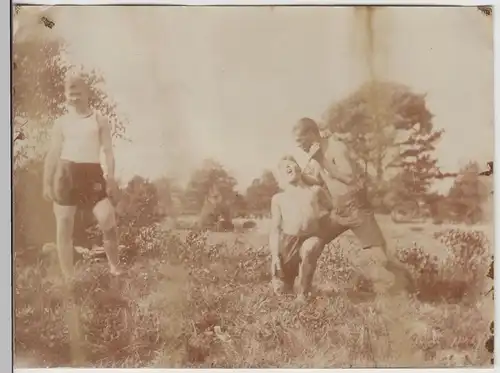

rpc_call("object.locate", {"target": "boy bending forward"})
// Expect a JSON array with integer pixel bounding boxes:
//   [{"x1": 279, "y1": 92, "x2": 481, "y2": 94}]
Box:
[{"x1": 270, "y1": 156, "x2": 332, "y2": 301}]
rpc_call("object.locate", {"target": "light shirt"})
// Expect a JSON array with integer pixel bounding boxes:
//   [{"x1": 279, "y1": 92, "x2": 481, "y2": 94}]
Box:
[{"x1": 59, "y1": 111, "x2": 101, "y2": 164}]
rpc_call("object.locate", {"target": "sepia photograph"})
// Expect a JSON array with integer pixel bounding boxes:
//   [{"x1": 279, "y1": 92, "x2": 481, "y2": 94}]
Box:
[{"x1": 12, "y1": 4, "x2": 494, "y2": 369}]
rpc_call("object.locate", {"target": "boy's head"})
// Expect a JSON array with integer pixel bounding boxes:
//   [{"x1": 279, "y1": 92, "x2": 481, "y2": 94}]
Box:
[
  {"x1": 292, "y1": 117, "x2": 321, "y2": 152},
  {"x1": 277, "y1": 155, "x2": 302, "y2": 185},
  {"x1": 65, "y1": 72, "x2": 91, "y2": 108}
]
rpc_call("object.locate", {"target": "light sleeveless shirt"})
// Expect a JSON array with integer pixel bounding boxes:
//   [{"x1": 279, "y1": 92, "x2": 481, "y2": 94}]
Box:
[{"x1": 59, "y1": 112, "x2": 101, "y2": 164}]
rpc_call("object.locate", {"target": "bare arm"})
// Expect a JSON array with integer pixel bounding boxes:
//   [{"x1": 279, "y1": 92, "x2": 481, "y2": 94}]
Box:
[
  {"x1": 43, "y1": 120, "x2": 63, "y2": 187},
  {"x1": 315, "y1": 185, "x2": 333, "y2": 211},
  {"x1": 301, "y1": 161, "x2": 324, "y2": 186},
  {"x1": 98, "y1": 113, "x2": 115, "y2": 179},
  {"x1": 269, "y1": 194, "x2": 282, "y2": 259}
]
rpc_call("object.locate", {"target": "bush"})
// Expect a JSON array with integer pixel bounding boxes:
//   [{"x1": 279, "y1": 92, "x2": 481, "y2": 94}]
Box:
[
  {"x1": 14, "y1": 159, "x2": 55, "y2": 251},
  {"x1": 14, "y1": 164, "x2": 165, "y2": 263},
  {"x1": 446, "y1": 162, "x2": 490, "y2": 225},
  {"x1": 15, "y1": 225, "x2": 269, "y2": 367},
  {"x1": 116, "y1": 176, "x2": 165, "y2": 248},
  {"x1": 396, "y1": 229, "x2": 490, "y2": 303},
  {"x1": 15, "y1": 217, "x2": 185, "y2": 367},
  {"x1": 15, "y1": 224, "x2": 493, "y2": 368},
  {"x1": 242, "y1": 220, "x2": 257, "y2": 229},
  {"x1": 14, "y1": 171, "x2": 174, "y2": 366}
]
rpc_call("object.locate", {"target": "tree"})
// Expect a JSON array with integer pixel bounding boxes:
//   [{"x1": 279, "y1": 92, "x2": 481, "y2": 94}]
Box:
[
  {"x1": 182, "y1": 159, "x2": 238, "y2": 231},
  {"x1": 183, "y1": 159, "x2": 238, "y2": 213},
  {"x1": 153, "y1": 176, "x2": 174, "y2": 217},
  {"x1": 12, "y1": 8, "x2": 127, "y2": 143},
  {"x1": 13, "y1": 158, "x2": 55, "y2": 249},
  {"x1": 322, "y1": 81, "x2": 444, "y2": 208},
  {"x1": 446, "y1": 161, "x2": 490, "y2": 224},
  {"x1": 232, "y1": 192, "x2": 248, "y2": 218},
  {"x1": 245, "y1": 170, "x2": 280, "y2": 217},
  {"x1": 13, "y1": 39, "x2": 126, "y2": 139},
  {"x1": 116, "y1": 176, "x2": 163, "y2": 245},
  {"x1": 387, "y1": 152, "x2": 441, "y2": 208}
]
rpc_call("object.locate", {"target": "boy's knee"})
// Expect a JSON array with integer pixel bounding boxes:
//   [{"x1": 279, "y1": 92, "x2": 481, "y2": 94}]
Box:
[
  {"x1": 54, "y1": 206, "x2": 75, "y2": 225},
  {"x1": 94, "y1": 199, "x2": 117, "y2": 231},
  {"x1": 98, "y1": 210, "x2": 116, "y2": 232},
  {"x1": 102, "y1": 225, "x2": 117, "y2": 241},
  {"x1": 301, "y1": 237, "x2": 323, "y2": 260}
]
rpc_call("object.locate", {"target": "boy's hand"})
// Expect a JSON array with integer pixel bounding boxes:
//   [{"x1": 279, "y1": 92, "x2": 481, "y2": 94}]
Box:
[
  {"x1": 106, "y1": 176, "x2": 118, "y2": 197},
  {"x1": 43, "y1": 183, "x2": 53, "y2": 202},
  {"x1": 271, "y1": 254, "x2": 282, "y2": 277},
  {"x1": 307, "y1": 142, "x2": 322, "y2": 162}
]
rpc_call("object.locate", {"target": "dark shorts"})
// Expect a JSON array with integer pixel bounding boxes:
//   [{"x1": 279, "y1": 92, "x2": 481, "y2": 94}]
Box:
[
  {"x1": 277, "y1": 231, "x2": 322, "y2": 284},
  {"x1": 53, "y1": 160, "x2": 108, "y2": 208},
  {"x1": 319, "y1": 188, "x2": 386, "y2": 249}
]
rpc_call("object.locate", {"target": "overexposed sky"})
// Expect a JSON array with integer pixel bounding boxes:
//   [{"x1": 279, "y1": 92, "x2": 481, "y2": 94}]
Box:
[{"x1": 40, "y1": 6, "x2": 493, "y2": 192}]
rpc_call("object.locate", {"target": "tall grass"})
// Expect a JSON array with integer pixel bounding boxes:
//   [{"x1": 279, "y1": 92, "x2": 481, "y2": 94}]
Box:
[{"x1": 14, "y1": 224, "x2": 493, "y2": 368}]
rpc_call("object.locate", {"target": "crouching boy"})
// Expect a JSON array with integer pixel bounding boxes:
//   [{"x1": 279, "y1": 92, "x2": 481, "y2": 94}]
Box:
[{"x1": 269, "y1": 156, "x2": 332, "y2": 302}]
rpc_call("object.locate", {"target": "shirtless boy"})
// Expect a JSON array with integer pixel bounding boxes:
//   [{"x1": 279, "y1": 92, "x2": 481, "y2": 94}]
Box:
[
  {"x1": 43, "y1": 72, "x2": 122, "y2": 279},
  {"x1": 269, "y1": 155, "x2": 332, "y2": 302},
  {"x1": 292, "y1": 117, "x2": 413, "y2": 295}
]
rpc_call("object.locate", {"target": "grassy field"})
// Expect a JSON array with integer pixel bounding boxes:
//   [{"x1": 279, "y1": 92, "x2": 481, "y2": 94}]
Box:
[{"x1": 14, "y1": 215, "x2": 494, "y2": 368}]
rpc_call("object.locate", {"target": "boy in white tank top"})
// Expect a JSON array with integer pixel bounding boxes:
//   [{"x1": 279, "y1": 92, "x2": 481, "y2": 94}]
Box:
[{"x1": 43, "y1": 73, "x2": 122, "y2": 279}]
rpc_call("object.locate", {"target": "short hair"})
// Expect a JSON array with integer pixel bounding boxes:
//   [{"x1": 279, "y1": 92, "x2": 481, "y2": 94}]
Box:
[
  {"x1": 279, "y1": 154, "x2": 298, "y2": 164},
  {"x1": 65, "y1": 71, "x2": 89, "y2": 91},
  {"x1": 293, "y1": 117, "x2": 320, "y2": 136}
]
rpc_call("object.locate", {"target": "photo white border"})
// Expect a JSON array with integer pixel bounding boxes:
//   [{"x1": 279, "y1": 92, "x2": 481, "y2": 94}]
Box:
[
  {"x1": 6, "y1": 0, "x2": 12, "y2": 373},
  {"x1": 8, "y1": 370, "x2": 500, "y2": 373},
  {"x1": 8, "y1": 0, "x2": 498, "y2": 372},
  {"x1": 10, "y1": 0, "x2": 498, "y2": 5}
]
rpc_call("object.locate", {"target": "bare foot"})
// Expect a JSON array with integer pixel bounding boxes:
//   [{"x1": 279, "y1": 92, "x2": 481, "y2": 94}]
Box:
[
  {"x1": 272, "y1": 284, "x2": 286, "y2": 296},
  {"x1": 271, "y1": 278, "x2": 293, "y2": 296},
  {"x1": 294, "y1": 294, "x2": 308, "y2": 306}
]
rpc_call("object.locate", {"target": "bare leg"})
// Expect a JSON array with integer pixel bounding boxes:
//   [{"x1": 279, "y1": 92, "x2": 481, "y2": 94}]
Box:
[
  {"x1": 271, "y1": 276, "x2": 284, "y2": 295},
  {"x1": 103, "y1": 227, "x2": 121, "y2": 275},
  {"x1": 385, "y1": 251, "x2": 415, "y2": 294},
  {"x1": 298, "y1": 236, "x2": 324, "y2": 301},
  {"x1": 350, "y1": 213, "x2": 414, "y2": 295},
  {"x1": 357, "y1": 245, "x2": 396, "y2": 295},
  {"x1": 272, "y1": 255, "x2": 299, "y2": 296},
  {"x1": 93, "y1": 198, "x2": 122, "y2": 275},
  {"x1": 271, "y1": 274, "x2": 295, "y2": 295},
  {"x1": 53, "y1": 203, "x2": 77, "y2": 280}
]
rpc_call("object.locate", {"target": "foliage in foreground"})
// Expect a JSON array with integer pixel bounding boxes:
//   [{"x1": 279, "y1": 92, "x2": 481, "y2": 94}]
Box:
[
  {"x1": 396, "y1": 228, "x2": 491, "y2": 303},
  {"x1": 14, "y1": 224, "x2": 493, "y2": 368}
]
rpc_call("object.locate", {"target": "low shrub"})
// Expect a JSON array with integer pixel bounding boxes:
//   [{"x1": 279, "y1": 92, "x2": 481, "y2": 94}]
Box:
[
  {"x1": 396, "y1": 229, "x2": 490, "y2": 303},
  {"x1": 15, "y1": 224, "x2": 493, "y2": 368}
]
